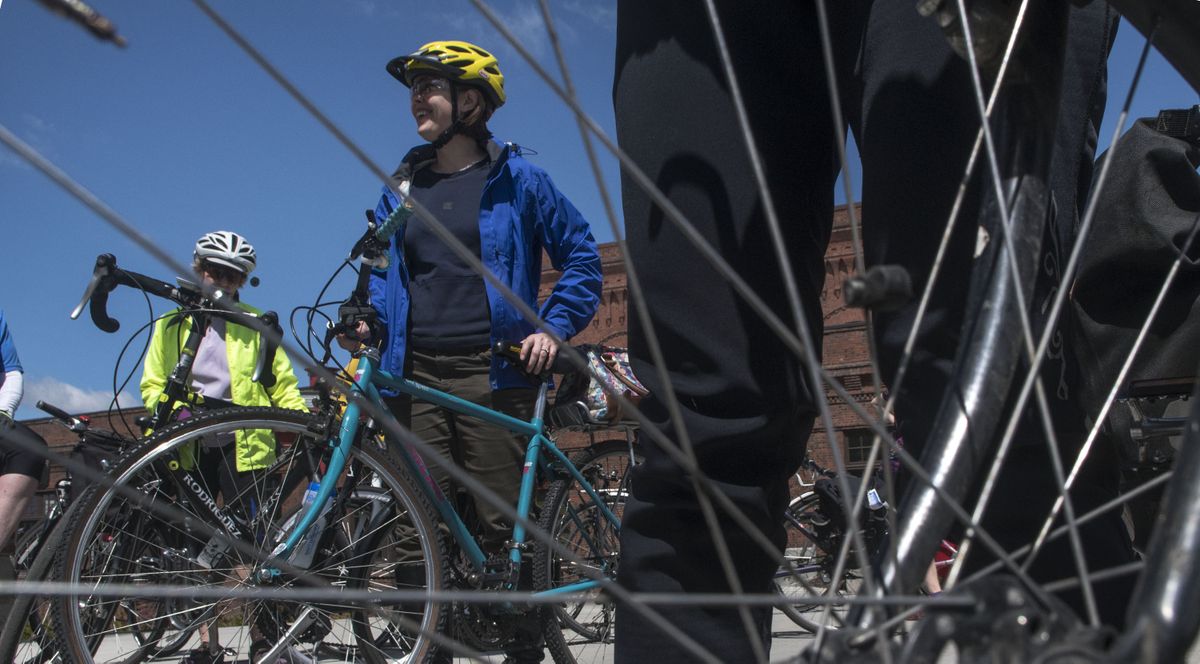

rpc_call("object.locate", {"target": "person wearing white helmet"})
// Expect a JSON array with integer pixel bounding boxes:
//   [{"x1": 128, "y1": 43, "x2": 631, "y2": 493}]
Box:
[
  {"x1": 194, "y1": 229, "x2": 258, "y2": 277},
  {"x1": 141, "y1": 231, "x2": 306, "y2": 664}
]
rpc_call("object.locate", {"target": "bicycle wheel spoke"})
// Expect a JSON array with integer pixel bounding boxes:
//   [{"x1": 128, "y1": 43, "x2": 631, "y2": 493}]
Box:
[{"x1": 6, "y1": 3, "x2": 1198, "y2": 661}]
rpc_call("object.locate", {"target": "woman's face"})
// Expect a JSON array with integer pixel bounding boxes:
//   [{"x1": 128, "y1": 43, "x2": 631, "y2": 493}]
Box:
[
  {"x1": 410, "y1": 75, "x2": 453, "y2": 141},
  {"x1": 199, "y1": 261, "x2": 244, "y2": 294}
]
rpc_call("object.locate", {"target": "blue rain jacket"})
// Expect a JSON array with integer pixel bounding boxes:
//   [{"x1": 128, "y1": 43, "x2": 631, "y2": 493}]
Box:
[{"x1": 369, "y1": 140, "x2": 602, "y2": 390}]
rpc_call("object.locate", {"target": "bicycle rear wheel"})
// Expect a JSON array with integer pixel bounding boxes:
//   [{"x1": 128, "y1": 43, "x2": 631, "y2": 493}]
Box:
[
  {"x1": 47, "y1": 406, "x2": 448, "y2": 664},
  {"x1": 774, "y1": 493, "x2": 864, "y2": 633},
  {"x1": 534, "y1": 437, "x2": 642, "y2": 664}
]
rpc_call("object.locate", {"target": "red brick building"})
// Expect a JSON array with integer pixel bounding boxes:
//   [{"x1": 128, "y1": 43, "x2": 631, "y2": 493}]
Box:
[
  {"x1": 536, "y1": 205, "x2": 877, "y2": 473},
  {"x1": 808, "y1": 204, "x2": 878, "y2": 472}
]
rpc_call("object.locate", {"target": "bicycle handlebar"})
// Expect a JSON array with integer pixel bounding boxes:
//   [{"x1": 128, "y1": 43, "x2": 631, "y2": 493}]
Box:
[
  {"x1": 70, "y1": 254, "x2": 188, "y2": 332},
  {"x1": 36, "y1": 400, "x2": 84, "y2": 432},
  {"x1": 252, "y1": 310, "x2": 281, "y2": 388},
  {"x1": 71, "y1": 253, "x2": 282, "y2": 388}
]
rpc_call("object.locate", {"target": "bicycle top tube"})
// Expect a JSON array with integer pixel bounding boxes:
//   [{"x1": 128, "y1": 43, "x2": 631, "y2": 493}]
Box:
[{"x1": 370, "y1": 343, "x2": 557, "y2": 436}]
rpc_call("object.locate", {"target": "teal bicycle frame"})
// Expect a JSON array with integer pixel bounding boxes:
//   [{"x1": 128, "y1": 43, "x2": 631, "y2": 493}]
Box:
[{"x1": 272, "y1": 346, "x2": 620, "y2": 596}]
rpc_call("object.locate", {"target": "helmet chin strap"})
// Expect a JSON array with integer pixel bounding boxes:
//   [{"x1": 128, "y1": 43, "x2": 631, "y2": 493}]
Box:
[{"x1": 431, "y1": 82, "x2": 465, "y2": 150}]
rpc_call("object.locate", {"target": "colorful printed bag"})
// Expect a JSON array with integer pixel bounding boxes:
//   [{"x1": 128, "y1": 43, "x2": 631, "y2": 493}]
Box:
[{"x1": 551, "y1": 345, "x2": 649, "y2": 426}]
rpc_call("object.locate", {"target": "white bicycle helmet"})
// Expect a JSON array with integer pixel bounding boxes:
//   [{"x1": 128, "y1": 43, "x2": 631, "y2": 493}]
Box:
[{"x1": 194, "y1": 230, "x2": 257, "y2": 274}]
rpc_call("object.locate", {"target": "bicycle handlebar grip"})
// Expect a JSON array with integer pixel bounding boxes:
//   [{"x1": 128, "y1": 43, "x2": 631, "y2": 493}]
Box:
[
  {"x1": 251, "y1": 311, "x2": 280, "y2": 388},
  {"x1": 492, "y1": 340, "x2": 524, "y2": 364},
  {"x1": 36, "y1": 400, "x2": 75, "y2": 424},
  {"x1": 844, "y1": 264, "x2": 914, "y2": 312},
  {"x1": 70, "y1": 254, "x2": 121, "y2": 332},
  {"x1": 492, "y1": 340, "x2": 573, "y2": 374},
  {"x1": 89, "y1": 285, "x2": 120, "y2": 333}
]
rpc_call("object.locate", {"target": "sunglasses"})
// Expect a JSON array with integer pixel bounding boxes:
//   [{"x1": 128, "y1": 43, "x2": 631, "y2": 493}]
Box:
[
  {"x1": 410, "y1": 77, "x2": 450, "y2": 100},
  {"x1": 201, "y1": 261, "x2": 245, "y2": 284}
]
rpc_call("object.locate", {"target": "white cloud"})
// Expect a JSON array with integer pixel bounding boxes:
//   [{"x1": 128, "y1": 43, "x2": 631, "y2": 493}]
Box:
[
  {"x1": 18, "y1": 376, "x2": 137, "y2": 419},
  {"x1": 559, "y1": 0, "x2": 615, "y2": 31},
  {"x1": 503, "y1": 2, "x2": 553, "y2": 59},
  {"x1": 427, "y1": 1, "x2": 551, "y2": 61},
  {"x1": 21, "y1": 113, "x2": 54, "y2": 133},
  {"x1": 347, "y1": 0, "x2": 376, "y2": 15}
]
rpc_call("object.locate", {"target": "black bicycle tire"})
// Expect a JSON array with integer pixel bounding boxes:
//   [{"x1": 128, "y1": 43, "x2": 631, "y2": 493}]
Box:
[
  {"x1": 534, "y1": 438, "x2": 642, "y2": 664},
  {"x1": 774, "y1": 493, "x2": 864, "y2": 634},
  {"x1": 46, "y1": 408, "x2": 270, "y2": 662},
  {"x1": 865, "y1": 3, "x2": 1072, "y2": 614},
  {"x1": 45, "y1": 406, "x2": 449, "y2": 664}
]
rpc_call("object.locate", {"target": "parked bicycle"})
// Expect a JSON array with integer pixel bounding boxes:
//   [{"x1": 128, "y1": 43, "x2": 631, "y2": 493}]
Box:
[
  {"x1": 2, "y1": 400, "x2": 203, "y2": 664},
  {"x1": 46, "y1": 236, "x2": 640, "y2": 663},
  {"x1": 773, "y1": 456, "x2": 962, "y2": 634},
  {"x1": 774, "y1": 457, "x2": 887, "y2": 633}
]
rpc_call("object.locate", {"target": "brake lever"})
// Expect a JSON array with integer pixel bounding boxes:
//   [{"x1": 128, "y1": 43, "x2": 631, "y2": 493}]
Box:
[{"x1": 70, "y1": 253, "x2": 121, "y2": 333}]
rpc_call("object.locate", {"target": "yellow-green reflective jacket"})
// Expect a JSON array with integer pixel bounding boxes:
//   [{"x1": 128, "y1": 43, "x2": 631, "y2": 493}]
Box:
[{"x1": 140, "y1": 302, "x2": 307, "y2": 471}]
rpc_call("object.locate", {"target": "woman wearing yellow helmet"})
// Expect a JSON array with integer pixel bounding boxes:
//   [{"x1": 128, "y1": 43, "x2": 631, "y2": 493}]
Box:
[
  {"x1": 348, "y1": 39, "x2": 602, "y2": 664},
  {"x1": 386, "y1": 40, "x2": 506, "y2": 150}
]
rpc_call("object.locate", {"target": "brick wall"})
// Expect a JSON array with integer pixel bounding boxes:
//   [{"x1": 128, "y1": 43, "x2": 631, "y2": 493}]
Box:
[{"x1": 540, "y1": 204, "x2": 879, "y2": 473}]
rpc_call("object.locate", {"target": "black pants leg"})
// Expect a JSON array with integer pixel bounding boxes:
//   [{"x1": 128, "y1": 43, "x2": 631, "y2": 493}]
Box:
[
  {"x1": 613, "y1": 2, "x2": 860, "y2": 661},
  {"x1": 613, "y1": 2, "x2": 1131, "y2": 661}
]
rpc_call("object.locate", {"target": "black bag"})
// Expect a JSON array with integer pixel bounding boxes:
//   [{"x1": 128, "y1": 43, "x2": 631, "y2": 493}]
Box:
[{"x1": 1072, "y1": 112, "x2": 1200, "y2": 402}]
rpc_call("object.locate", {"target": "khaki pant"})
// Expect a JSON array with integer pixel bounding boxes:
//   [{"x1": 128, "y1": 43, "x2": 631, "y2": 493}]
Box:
[{"x1": 386, "y1": 346, "x2": 535, "y2": 555}]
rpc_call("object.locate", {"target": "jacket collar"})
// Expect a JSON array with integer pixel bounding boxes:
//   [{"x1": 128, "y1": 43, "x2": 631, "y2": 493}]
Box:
[{"x1": 392, "y1": 140, "x2": 517, "y2": 183}]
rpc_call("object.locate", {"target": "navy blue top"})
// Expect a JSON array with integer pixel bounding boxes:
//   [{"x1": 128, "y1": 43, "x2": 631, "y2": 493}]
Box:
[{"x1": 404, "y1": 159, "x2": 492, "y2": 349}]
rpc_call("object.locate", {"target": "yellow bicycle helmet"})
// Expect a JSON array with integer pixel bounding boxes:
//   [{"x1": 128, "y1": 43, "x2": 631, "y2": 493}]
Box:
[{"x1": 386, "y1": 40, "x2": 506, "y2": 110}]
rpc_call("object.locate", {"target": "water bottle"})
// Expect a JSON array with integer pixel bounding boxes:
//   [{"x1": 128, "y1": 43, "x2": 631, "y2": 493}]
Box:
[
  {"x1": 197, "y1": 535, "x2": 230, "y2": 569},
  {"x1": 289, "y1": 482, "x2": 332, "y2": 569},
  {"x1": 866, "y1": 487, "x2": 887, "y2": 512}
]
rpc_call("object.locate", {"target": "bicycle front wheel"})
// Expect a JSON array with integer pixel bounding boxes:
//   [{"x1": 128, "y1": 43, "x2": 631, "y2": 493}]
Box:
[
  {"x1": 47, "y1": 406, "x2": 448, "y2": 664},
  {"x1": 534, "y1": 437, "x2": 642, "y2": 664}
]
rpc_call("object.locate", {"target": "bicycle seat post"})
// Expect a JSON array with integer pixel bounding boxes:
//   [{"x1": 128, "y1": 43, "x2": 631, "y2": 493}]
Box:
[{"x1": 533, "y1": 378, "x2": 550, "y2": 427}]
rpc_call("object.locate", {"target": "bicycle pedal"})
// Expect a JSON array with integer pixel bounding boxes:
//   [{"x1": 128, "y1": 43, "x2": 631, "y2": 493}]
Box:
[
  {"x1": 480, "y1": 569, "x2": 511, "y2": 584},
  {"x1": 844, "y1": 265, "x2": 913, "y2": 312}
]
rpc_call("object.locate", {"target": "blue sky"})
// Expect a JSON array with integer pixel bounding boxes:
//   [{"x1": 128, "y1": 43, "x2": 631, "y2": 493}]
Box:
[{"x1": 0, "y1": 1, "x2": 1194, "y2": 417}]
